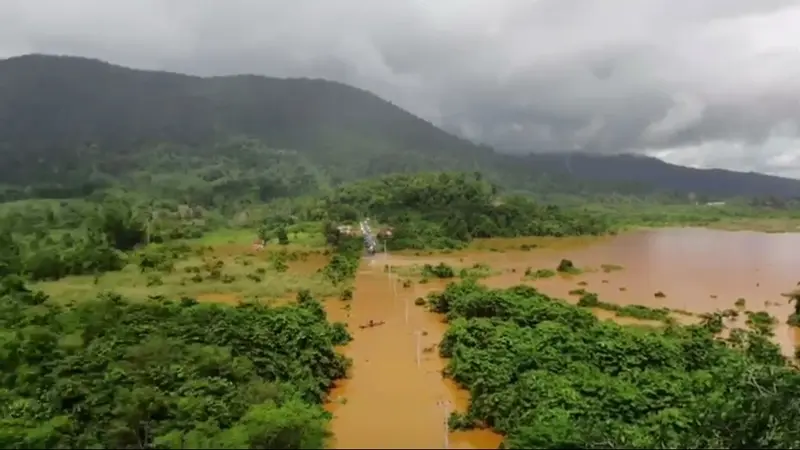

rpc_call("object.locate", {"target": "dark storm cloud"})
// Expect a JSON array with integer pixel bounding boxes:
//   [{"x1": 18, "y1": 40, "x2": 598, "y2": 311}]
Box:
[{"x1": 2, "y1": 0, "x2": 800, "y2": 174}]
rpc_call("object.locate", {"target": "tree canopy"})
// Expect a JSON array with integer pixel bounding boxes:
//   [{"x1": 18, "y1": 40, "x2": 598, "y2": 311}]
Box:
[
  {"x1": 429, "y1": 280, "x2": 800, "y2": 448},
  {"x1": 0, "y1": 278, "x2": 350, "y2": 448}
]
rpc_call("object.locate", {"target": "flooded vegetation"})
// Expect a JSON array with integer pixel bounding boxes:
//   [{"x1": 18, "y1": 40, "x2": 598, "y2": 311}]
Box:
[
  {"x1": 324, "y1": 227, "x2": 800, "y2": 448},
  {"x1": 428, "y1": 279, "x2": 796, "y2": 448},
  {"x1": 5, "y1": 172, "x2": 800, "y2": 448},
  {"x1": 14, "y1": 224, "x2": 800, "y2": 448}
]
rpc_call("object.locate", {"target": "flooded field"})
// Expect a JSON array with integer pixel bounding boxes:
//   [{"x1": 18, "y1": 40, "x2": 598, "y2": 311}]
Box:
[{"x1": 324, "y1": 227, "x2": 800, "y2": 449}]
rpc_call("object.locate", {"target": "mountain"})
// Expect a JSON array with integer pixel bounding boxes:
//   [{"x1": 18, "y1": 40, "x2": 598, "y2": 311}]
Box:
[
  {"x1": 520, "y1": 152, "x2": 800, "y2": 200},
  {"x1": 0, "y1": 54, "x2": 556, "y2": 201},
  {"x1": 1, "y1": 53, "x2": 799, "y2": 202}
]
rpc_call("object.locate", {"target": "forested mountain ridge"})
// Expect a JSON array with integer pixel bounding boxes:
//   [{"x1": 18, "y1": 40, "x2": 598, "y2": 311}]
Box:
[
  {"x1": 0, "y1": 54, "x2": 486, "y2": 167},
  {"x1": 515, "y1": 152, "x2": 800, "y2": 200},
  {"x1": 0, "y1": 54, "x2": 546, "y2": 201},
  {"x1": 2, "y1": 53, "x2": 799, "y2": 202}
]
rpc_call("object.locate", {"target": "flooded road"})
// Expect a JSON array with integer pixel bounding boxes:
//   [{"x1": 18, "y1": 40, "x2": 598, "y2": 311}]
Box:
[
  {"x1": 325, "y1": 228, "x2": 800, "y2": 448},
  {"x1": 325, "y1": 260, "x2": 502, "y2": 449}
]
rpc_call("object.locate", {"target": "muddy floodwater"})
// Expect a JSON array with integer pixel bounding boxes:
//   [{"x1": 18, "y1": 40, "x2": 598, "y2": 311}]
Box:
[{"x1": 324, "y1": 228, "x2": 800, "y2": 449}]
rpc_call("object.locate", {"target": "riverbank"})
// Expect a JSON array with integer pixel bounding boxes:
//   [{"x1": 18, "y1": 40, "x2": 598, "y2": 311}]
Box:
[
  {"x1": 589, "y1": 203, "x2": 800, "y2": 234},
  {"x1": 617, "y1": 217, "x2": 800, "y2": 234}
]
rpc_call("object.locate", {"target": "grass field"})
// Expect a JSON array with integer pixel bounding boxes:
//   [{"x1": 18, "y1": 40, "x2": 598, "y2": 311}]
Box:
[
  {"x1": 192, "y1": 224, "x2": 328, "y2": 247},
  {"x1": 34, "y1": 237, "x2": 341, "y2": 305}
]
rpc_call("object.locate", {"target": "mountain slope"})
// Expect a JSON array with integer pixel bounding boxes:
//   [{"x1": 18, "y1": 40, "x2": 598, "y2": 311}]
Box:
[
  {"x1": 0, "y1": 54, "x2": 491, "y2": 182},
  {"x1": 1, "y1": 54, "x2": 799, "y2": 201},
  {"x1": 523, "y1": 153, "x2": 800, "y2": 199}
]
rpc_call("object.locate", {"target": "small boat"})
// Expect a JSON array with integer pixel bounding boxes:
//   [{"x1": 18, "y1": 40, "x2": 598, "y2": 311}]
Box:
[{"x1": 358, "y1": 319, "x2": 386, "y2": 329}]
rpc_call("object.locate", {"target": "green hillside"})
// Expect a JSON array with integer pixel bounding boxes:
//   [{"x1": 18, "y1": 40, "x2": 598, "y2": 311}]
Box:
[
  {"x1": 0, "y1": 54, "x2": 548, "y2": 203},
  {"x1": 516, "y1": 152, "x2": 800, "y2": 201},
  {"x1": 5, "y1": 54, "x2": 800, "y2": 205}
]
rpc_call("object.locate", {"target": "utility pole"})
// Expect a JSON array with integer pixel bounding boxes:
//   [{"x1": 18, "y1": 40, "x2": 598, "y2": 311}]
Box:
[
  {"x1": 385, "y1": 240, "x2": 394, "y2": 302},
  {"x1": 436, "y1": 400, "x2": 451, "y2": 449},
  {"x1": 405, "y1": 288, "x2": 410, "y2": 324},
  {"x1": 414, "y1": 330, "x2": 422, "y2": 367},
  {"x1": 389, "y1": 241, "x2": 397, "y2": 300}
]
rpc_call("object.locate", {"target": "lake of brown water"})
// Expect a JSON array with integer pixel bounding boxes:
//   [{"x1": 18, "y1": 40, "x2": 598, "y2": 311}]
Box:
[{"x1": 324, "y1": 228, "x2": 800, "y2": 449}]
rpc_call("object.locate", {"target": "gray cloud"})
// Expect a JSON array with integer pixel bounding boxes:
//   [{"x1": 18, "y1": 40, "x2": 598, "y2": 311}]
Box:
[{"x1": 2, "y1": 0, "x2": 800, "y2": 175}]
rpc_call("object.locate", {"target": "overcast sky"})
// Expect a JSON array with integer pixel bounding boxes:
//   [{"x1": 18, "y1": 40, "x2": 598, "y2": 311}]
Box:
[{"x1": 2, "y1": 0, "x2": 800, "y2": 176}]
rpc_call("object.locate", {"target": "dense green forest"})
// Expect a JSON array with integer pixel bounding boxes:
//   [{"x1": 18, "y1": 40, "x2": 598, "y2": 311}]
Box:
[
  {"x1": 4, "y1": 54, "x2": 800, "y2": 203},
  {"x1": 0, "y1": 196, "x2": 179, "y2": 282},
  {"x1": 0, "y1": 55, "x2": 616, "y2": 202},
  {"x1": 0, "y1": 277, "x2": 351, "y2": 448},
  {"x1": 429, "y1": 280, "x2": 800, "y2": 448},
  {"x1": 322, "y1": 172, "x2": 608, "y2": 249},
  {"x1": 506, "y1": 152, "x2": 800, "y2": 201}
]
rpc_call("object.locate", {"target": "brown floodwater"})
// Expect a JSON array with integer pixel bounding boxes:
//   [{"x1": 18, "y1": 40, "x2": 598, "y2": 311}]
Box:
[
  {"x1": 325, "y1": 228, "x2": 800, "y2": 449},
  {"x1": 325, "y1": 259, "x2": 503, "y2": 449}
]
